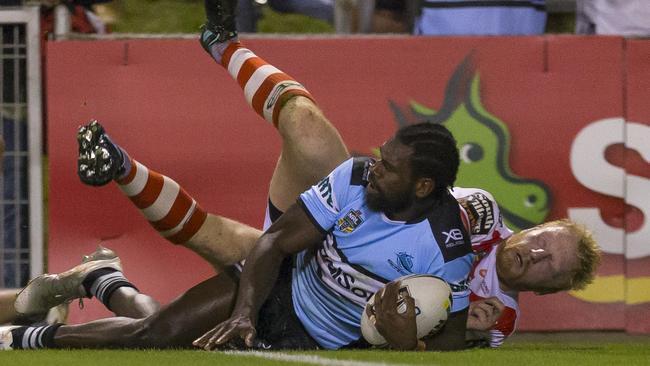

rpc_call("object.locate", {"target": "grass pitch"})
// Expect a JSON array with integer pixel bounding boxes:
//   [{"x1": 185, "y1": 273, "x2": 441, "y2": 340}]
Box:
[{"x1": 1, "y1": 333, "x2": 649, "y2": 366}]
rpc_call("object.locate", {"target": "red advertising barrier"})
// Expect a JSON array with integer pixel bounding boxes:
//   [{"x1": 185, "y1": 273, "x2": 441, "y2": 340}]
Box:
[{"x1": 46, "y1": 36, "x2": 649, "y2": 333}]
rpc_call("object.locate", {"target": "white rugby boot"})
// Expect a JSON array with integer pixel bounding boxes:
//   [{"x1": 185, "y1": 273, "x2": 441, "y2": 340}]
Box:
[
  {"x1": 0, "y1": 326, "x2": 19, "y2": 350},
  {"x1": 14, "y1": 246, "x2": 121, "y2": 315}
]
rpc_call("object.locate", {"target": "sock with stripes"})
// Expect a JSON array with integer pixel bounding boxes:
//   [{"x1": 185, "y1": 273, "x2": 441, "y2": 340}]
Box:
[
  {"x1": 81, "y1": 268, "x2": 138, "y2": 311},
  {"x1": 206, "y1": 36, "x2": 237, "y2": 65},
  {"x1": 9, "y1": 324, "x2": 63, "y2": 349},
  {"x1": 218, "y1": 41, "x2": 316, "y2": 128},
  {"x1": 113, "y1": 155, "x2": 207, "y2": 244}
]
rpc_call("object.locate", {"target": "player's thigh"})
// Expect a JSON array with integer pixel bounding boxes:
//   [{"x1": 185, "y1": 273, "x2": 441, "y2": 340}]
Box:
[
  {"x1": 270, "y1": 98, "x2": 349, "y2": 211},
  {"x1": 190, "y1": 214, "x2": 262, "y2": 265},
  {"x1": 141, "y1": 271, "x2": 239, "y2": 347}
]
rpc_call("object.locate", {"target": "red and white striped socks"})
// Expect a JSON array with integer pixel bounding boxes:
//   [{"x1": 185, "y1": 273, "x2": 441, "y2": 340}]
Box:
[
  {"x1": 219, "y1": 41, "x2": 315, "y2": 127},
  {"x1": 115, "y1": 158, "x2": 207, "y2": 244}
]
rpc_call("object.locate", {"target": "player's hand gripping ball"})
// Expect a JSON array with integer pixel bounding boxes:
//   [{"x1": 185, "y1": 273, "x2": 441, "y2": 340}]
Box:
[{"x1": 360, "y1": 274, "x2": 453, "y2": 346}]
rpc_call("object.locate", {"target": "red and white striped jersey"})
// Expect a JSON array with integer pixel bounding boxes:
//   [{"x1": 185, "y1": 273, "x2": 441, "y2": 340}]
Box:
[
  {"x1": 469, "y1": 247, "x2": 520, "y2": 348},
  {"x1": 452, "y1": 187, "x2": 513, "y2": 254},
  {"x1": 452, "y1": 187, "x2": 518, "y2": 347}
]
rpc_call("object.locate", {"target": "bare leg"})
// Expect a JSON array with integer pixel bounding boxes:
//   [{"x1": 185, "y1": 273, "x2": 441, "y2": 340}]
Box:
[
  {"x1": 185, "y1": 214, "x2": 262, "y2": 271},
  {"x1": 107, "y1": 287, "x2": 160, "y2": 319},
  {"x1": 269, "y1": 96, "x2": 350, "y2": 212},
  {"x1": 53, "y1": 273, "x2": 237, "y2": 349},
  {"x1": 78, "y1": 121, "x2": 264, "y2": 271},
  {"x1": 0, "y1": 289, "x2": 19, "y2": 324}
]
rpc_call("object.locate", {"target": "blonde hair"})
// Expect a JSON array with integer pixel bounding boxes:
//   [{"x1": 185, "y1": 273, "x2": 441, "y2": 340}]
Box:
[{"x1": 544, "y1": 219, "x2": 601, "y2": 293}]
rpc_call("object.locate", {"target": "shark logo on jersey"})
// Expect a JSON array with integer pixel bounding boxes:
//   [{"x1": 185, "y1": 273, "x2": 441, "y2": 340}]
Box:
[
  {"x1": 337, "y1": 209, "x2": 363, "y2": 233},
  {"x1": 388, "y1": 252, "x2": 414, "y2": 275},
  {"x1": 316, "y1": 175, "x2": 338, "y2": 213}
]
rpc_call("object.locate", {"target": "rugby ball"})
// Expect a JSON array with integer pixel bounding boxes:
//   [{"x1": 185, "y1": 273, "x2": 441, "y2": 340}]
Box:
[{"x1": 360, "y1": 274, "x2": 452, "y2": 346}]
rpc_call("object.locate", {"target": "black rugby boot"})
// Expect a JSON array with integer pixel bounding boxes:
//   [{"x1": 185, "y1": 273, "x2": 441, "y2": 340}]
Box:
[
  {"x1": 76, "y1": 120, "x2": 127, "y2": 186},
  {"x1": 200, "y1": 0, "x2": 238, "y2": 54}
]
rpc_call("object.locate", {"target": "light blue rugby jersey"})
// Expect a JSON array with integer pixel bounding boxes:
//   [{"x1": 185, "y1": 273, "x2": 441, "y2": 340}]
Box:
[{"x1": 293, "y1": 157, "x2": 474, "y2": 349}]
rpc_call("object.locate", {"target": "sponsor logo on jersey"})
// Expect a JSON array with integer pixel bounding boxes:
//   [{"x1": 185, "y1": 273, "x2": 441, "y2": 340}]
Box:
[
  {"x1": 388, "y1": 252, "x2": 414, "y2": 275},
  {"x1": 316, "y1": 175, "x2": 338, "y2": 212},
  {"x1": 459, "y1": 193, "x2": 495, "y2": 235},
  {"x1": 266, "y1": 81, "x2": 302, "y2": 109},
  {"x1": 337, "y1": 209, "x2": 363, "y2": 233},
  {"x1": 442, "y1": 228, "x2": 466, "y2": 248},
  {"x1": 479, "y1": 269, "x2": 487, "y2": 278},
  {"x1": 479, "y1": 279, "x2": 490, "y2": 295},
  {"x1": 315, "y1": 235, "x2": 382, "y2": 304}
]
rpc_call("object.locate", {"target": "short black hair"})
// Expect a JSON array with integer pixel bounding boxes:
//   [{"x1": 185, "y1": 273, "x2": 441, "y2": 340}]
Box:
[{"x1": 395, "y1": 122, "x2": 460, "y2": 199}]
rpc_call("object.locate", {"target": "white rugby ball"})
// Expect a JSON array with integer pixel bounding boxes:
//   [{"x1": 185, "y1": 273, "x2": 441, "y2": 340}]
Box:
[{"x1": 360, "y1": 274, "x2": 452, "y2": 346}]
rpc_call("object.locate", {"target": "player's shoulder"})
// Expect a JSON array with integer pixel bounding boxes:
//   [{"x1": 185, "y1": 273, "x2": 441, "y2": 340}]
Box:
[
  {"x1": 453, "y1": 186, "x2": 513, "y2": 250},
  {"x1": 349, "y1": 156, "x2": 372, "y2": 186},
  {"x1": 326, "y1": 157, "x2": 371, "y2": 186},
  {"x1": 452, "y1": 186, "x2": 499, "y2": 224},
  {"x1": 420, "y1": 190, "x2": 473, "y2": 262}
]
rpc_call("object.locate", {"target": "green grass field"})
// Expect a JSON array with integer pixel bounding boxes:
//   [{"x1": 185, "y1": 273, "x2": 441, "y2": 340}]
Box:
[{"x1": 2, "y1": 334, "x2": 650, "y2": 366}]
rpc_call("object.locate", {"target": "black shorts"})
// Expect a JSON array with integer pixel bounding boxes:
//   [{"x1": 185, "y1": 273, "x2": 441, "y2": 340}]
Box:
[
  {"x1": 253, "y1": 256, "x2": 320, "y2": 350},
  {"x1": 233, "y1": 256, "x2": 319, "y2": 350},
  {"x1": 257, "y1": 200, "x2": 373, "y2": 350}
]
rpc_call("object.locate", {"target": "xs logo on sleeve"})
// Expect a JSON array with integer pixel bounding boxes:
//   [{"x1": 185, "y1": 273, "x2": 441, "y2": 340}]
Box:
[{"x1": 442, "y1": 229, "x2": 465, "y2": 247}]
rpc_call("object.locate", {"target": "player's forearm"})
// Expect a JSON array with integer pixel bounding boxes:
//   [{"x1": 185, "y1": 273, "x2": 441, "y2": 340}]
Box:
[
  {"x1": 230, "y1": 232, "x2": 285, "y2": 324},
  {"x1": 424, "y1": 309, "x2": 469, "y2": 351}
]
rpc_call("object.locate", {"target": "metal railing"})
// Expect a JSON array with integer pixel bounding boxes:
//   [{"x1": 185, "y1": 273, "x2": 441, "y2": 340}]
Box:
[{"x1": 0, "y1": 5, "x2": 43, "y2": 288}]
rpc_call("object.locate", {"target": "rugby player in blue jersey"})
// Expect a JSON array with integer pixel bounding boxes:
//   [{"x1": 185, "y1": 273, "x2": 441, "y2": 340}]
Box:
[
  {"x1": 1, "y1": 0, "x2": 599, "y2": 351},
  {"x1": 5, "y1": 0, "x2": 473, "y2": 347}
]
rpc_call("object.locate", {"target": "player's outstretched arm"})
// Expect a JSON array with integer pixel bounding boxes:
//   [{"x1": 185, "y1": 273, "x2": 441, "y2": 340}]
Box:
[{"x1": 193, "y1": 202, "x2": 324, "y2": 350}]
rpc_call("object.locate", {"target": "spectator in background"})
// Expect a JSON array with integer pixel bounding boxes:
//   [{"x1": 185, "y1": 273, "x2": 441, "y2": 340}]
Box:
[
  {"x1": 40, "y1": 0, "x2": 112, "y2": 37},
  {"x1": 575, "y1": 0, "x2": 650, "y2": 36},
  {"x1": 267, "y1": 0, "x2": 334, "y2": 23},
  {"x1": 414, "y1": 0, "x2": 547, "y2": 35},
  {"x1": 266, "y1": 0, "x2": 411, "y2": 33}
]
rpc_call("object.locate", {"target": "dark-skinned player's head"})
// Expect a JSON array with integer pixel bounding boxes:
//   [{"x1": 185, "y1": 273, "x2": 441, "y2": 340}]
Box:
[
  {"x1": 366, "y1": 123, "x2": 459, "y2": 214},
  {"x1": 395, "y1": 122, "x2": 459, "y2": 199}
]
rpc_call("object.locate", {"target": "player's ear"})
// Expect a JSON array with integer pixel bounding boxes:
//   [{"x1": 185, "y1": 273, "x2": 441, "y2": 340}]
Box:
[{"x1": 414, "y1": 177, "x2": 434, "y2": 199}]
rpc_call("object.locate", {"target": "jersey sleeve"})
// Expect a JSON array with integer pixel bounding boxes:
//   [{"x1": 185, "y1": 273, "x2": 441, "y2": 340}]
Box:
[
  {"x1": 488, "y1": 306, "x2": 517, "y2": 347},
  {"x1": 452, "y1": 187, "x2": 514, "y2": 255},
  {"x1": 298, "y1": 158, "x2": 356, "y2": 233}
]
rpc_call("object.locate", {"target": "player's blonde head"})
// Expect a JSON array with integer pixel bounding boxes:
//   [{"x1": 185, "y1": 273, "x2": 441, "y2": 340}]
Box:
[{"x1": 548, "y1": 219, "x2": 601, "y2": 292}]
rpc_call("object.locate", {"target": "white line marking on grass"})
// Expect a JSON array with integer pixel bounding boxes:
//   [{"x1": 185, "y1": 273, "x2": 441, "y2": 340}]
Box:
[{"x1": 224, "y1": 350, "x2": 422, "y2": 366}]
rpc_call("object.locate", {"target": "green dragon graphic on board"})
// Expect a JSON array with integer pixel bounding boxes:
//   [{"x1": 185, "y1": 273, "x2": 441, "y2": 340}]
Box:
[{"x1": 389, "y1": 56, "x2": 551, "y2": 231}]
